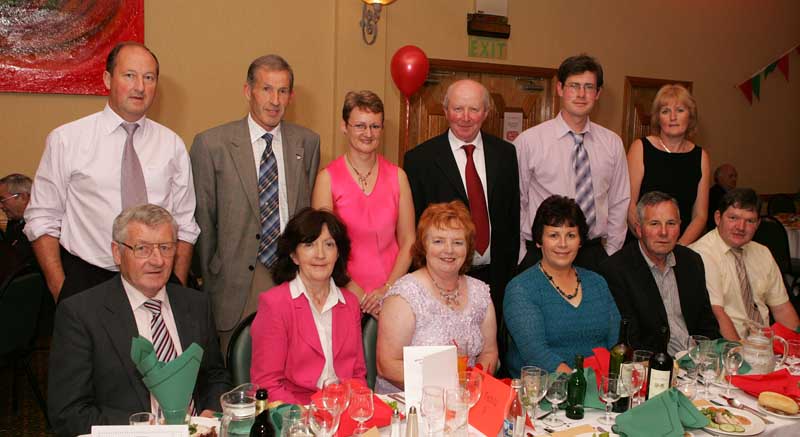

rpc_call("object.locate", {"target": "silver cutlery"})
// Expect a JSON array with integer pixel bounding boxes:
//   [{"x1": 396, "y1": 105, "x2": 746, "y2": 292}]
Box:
[
  {"x1": 536, "y1": 410, "x2": 553, "y2": 420},
  {"x1": 718, "y1": 395, "x2": 773, "y2": 424}
]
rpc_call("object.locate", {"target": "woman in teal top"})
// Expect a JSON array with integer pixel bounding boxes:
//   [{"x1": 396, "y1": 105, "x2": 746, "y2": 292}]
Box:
[{"x1": 504, "y1": 195, "x2": 620, "y2": 376}]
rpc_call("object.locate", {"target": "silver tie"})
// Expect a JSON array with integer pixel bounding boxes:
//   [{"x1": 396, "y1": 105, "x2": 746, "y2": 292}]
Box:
[{"x1": 120, "y1": 122, "x2": 148, "y2": 209}]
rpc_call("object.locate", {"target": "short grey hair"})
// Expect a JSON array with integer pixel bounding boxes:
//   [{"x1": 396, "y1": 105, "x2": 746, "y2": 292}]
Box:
[
  {"x1": 112, "y1": 204, "x2": 177, "y2": 243},
  {"x1": 247, "y1": 54, "x2": 294, "y2": 91},
  {"x1": 636, "y1": 191, "x2": 680, "y2": 224},
  {"x1": 0, "y1": 173, "x2": 32, "y2": 194},
  {"x1": 443, "y1": 79, "x2": 491, "y2": 111}
]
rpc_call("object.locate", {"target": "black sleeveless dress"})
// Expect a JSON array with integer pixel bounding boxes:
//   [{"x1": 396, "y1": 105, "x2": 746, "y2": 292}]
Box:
[{"x1": 639, "y1": 137, "x2": 702, "y2": 234}]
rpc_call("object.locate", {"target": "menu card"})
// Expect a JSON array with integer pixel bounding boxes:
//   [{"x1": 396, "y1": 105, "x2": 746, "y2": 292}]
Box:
[
  {"x1": 468, "y1": 367, "x2": 510, "y2": 437},
  {"x1": 403, "y1": 345, "x2": 459, "y2": 413}
]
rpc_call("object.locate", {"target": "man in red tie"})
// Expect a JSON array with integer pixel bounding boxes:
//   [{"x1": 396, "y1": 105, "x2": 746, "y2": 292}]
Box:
[{"x1": 403, "y1": 79, "x2": 520, "y2": 327}]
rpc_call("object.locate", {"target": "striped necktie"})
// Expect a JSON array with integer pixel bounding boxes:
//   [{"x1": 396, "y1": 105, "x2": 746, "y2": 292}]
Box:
[
  {"x1": 572, "y1": 131, "x2": 596, "y2": 230},
  {"x1": 731, "y1": 248, "x2": 764, "y2": 325},
  {"x1": 257, "y1": 132, "x2": 280, "y2": 267}
]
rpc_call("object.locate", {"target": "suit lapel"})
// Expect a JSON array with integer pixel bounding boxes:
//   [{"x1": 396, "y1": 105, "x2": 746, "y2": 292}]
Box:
[
  {"x1": 294, "y1": 297, "x2": 324, "y2": 356},
  {"x1": 101, "y1": 277, "x2": 150, "y2": 412},
  {"x1": 280, "y1": 123, "x2": 305, "y2": 217},
  {"x1": 168, "y1": 285, "x2": 196, "y2": 352},
  {"x1": 330, "y1": 302, "x2": 352, "y2": 357},
  {"x1": 672, "y1": 251, "x2": 695, "y2": 327},
  {"x1": 631, "y1": 245, "x2": 670, "y2": 327},
  {"x1": 228, "y1": 118, "x2": 260, "y2": 218},
  {"x1": 482, "y1": 133, "x2": 500, "y2": 201},
  {"x1": 432, "y1": 135, "x2": 468, "y2": 201}
]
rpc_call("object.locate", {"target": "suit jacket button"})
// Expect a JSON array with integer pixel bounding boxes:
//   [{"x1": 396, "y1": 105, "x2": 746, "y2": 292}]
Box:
[{"x1": 248, "y1": 265, "x2": 255, "y2": 271}]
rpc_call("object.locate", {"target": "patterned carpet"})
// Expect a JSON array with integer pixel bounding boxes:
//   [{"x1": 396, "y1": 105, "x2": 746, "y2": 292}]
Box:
[{"x1": 0, "y1": 344, "x2": 54, "y2": 437}]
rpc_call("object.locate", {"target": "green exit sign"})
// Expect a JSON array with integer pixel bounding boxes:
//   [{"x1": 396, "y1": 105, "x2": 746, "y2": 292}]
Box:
[{"x1": 468, "y1": 36, "x2": 508, "y2": 60}]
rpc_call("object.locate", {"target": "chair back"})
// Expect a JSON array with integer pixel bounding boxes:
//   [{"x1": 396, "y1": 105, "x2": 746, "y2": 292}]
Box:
[
  {"x1": 362, "y1": 316, "x2": 378, "y2": 389},
  {"x1": 0, "y1": 271, "x2": 47, "y2": 357},
  {"x1": 753, "y1": 216, "x2": 792, "y2": 275},
  {"x1": 226, "y1": 312, "x2": 256, "y2": 386},
  {"x1": 768, "y1": 194, "x2": 797, "y2": 215}
]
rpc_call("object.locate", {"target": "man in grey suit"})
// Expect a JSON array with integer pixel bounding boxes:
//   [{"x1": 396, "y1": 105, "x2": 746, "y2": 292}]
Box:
[
  {"x1": 48, "y1": 205, "x2": 230, "y2": 437},
  {"x1": 190, "y1": 54, "x2": 320, "y2": 351}
]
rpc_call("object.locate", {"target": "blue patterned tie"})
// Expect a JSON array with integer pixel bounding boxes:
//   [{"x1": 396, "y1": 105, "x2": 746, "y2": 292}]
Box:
[
  {"x1": 572, "y1": 132, "x2": 596, "y2": 230},
  {"x1": 258, "y1": 132, "x2": 280, "y2": 267}
]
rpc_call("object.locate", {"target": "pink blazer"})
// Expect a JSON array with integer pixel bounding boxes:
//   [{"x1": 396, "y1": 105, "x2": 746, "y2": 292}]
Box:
[{"x1": 250, "y1": 282, "x2": 367, "y2": 404}]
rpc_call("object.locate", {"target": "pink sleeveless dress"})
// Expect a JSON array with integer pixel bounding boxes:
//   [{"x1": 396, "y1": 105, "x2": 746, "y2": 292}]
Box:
[{"x1": 327, "y1": 155, "x2": 400, "y2": 293}]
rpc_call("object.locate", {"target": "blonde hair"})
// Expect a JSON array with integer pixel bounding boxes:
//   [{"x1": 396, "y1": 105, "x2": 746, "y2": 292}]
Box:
[{"x1": 650, "y1": 84, "x2": 698, "y2": 137}]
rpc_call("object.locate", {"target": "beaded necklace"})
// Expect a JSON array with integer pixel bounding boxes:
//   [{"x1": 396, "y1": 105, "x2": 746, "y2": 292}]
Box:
[
  {"x1": 427, "y1": 268, "x2": 461, "y2": 308},
  {"x1": 538, "y1": 263, "x2": 581, "y2": 300}
]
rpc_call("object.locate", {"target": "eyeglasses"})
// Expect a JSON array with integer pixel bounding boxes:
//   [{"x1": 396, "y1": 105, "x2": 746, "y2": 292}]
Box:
[
  {"x1": 564, "y1": 82, "x2": 598, "y2": 93},
  {"x1": 116, "y1": 241, "x2": 177, "y2": 258},
  {"x1": 347, "y1": 122, "x2": 383, "y2": 132},
  {"x1": 0, "y1": 193, "x2": 20, "y2": 203}
]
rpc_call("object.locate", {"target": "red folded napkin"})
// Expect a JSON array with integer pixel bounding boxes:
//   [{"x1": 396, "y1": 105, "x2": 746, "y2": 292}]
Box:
[
  {"x1": 731, "y1": 368, "x2": 800, "y2": 399},
  {"x1": 771, "y1": 322, "x2": 800, "y2": 354},
  {"x1": 310, "y1": 386, "x2": 393, "y2": 437},
  {"x1": 582, "y1": 347, "x2": 610, "y2": 389}
]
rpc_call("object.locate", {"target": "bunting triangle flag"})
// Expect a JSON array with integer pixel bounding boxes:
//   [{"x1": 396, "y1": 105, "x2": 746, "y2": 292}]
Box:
[
  {"x1": 764, "y1": 61, "x2": 778, "y2": 79},
  {"x1": 752, "y1": 75, "x2": 761, "y2": 100},
  {"x1": 738, "y1": 80, "x2": 753, "y2": 105},
  {"x1": 777, "y1": 54, "x2": 789, "y2": 80}
]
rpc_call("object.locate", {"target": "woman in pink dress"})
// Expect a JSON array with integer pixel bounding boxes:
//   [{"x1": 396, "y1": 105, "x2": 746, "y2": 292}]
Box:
[{"x1": 312, "y1": 91, "x2": 415, "y2": 317}]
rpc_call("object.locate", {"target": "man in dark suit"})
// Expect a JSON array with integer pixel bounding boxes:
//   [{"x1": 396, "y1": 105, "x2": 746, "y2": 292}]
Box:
[
  {"x1": 1, "y1": 173, "x2": 35, "y2": 285},
  {"x1": 48, "y1": 205, "x2": 230, "y2": 437},
  {"x1": 190, "y1": 54, "x2": 320, "y2": 352},
  {"x1": 403, "y1": 79, "x2": 520, "y2": 323},
  {"x1": 599, "y1": 191, "x2": 719, "y2": 355},
  {"x1": 707, "y1": 163, "x2": 737, "y2": 231}
]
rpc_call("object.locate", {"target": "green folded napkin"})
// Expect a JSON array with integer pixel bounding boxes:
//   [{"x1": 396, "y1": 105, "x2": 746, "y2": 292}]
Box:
[
  {"x1": 269, "y1": 404, "x2": 300, "y2": 436},
  {"x1": 614, "y1": 388, "x2": 708, "y2": 437},
  {"x1": 131, "y1": 336, "x2": 204, "y2": 424},
  {"x1": 539, "y1": 368, "x2": 604, "y2": 410},
  {"x1": 678, "y1": 338, "x2": 752, "y2": 374}
]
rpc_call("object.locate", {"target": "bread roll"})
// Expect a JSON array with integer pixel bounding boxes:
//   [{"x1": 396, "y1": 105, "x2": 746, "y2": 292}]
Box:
[{"x1": 758, "y1": 391, "x2": 799, "y2": 415}]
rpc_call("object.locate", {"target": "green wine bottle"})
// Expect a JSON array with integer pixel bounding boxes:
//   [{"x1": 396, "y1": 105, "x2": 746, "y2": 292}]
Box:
[
  {"x1": 610, "y1": 319, "x2": 632, "y2": 412},
  {"x1": 565, "y1": 355, "x2": 586, "y2": 420}
]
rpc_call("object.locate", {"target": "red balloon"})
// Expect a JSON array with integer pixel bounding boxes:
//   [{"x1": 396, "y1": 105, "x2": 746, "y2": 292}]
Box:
[{"x1": 391, "y1": 45, "x2": 430, "y2": 98}]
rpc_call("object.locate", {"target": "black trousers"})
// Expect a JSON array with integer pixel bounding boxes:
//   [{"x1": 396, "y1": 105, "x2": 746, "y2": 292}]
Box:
[{"x1": 517, "y1": 237, "x2": 609, "y2": 274}]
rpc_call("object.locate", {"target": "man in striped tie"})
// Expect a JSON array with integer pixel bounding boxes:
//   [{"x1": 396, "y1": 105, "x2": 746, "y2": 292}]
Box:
[
  {"x1": 48, "y1": 204, "x2": 230, "y2": 437},
  {"x1": 515, "y1": 54, "x2": 630, "y2": 273}
]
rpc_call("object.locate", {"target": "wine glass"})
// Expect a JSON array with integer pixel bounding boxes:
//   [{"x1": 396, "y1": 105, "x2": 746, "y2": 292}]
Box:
[
  {"x1": 598, "y1": 375, "x2": 621, "y2": 425},
  {"x1": 461, "y1": 369, "x2": 483, "y2": 408},
  {"x1": 421, "y1": 385, "x2": 445, "y2": 437},
  {"x1": 520, "y1": 366, "x2": 549, "y2": 431},
  {"x1": 445, "y1": 388, "x2": 469, "y2": 437},
  {"x1": 631, "y1": 350, "x2": 653, "y2": 407},
  {"x1": 722, "y1": 343, "x2": 743, "y2": 396},
  {"x1": 309, "y1": 398, "x2": 341, "y2": 437},
  {"x1": 322, "y1": 377, "x2": 351, "y2": 416},
  {"x1": 349, "y1": 386, "x2": 374, "y2": 436},
  {"x1": 699, "y1": 352, "x2": 720, "y2": 399},
  {"x1": 787, "y1": 340, "x2": 800, "y2": 375},
  {"x1": 542, "y1": 378, "x2": 567, "y2": 428},
  {"x1": 620, "y1": 361, "x2": 646, "y2": 410}
]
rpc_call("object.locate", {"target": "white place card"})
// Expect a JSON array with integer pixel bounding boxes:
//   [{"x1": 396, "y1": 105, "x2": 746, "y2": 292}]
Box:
[
  {"x1": 403, "y1": 345, "x2": 459, "y2": 414},
  {"x1": 91, "y1": 424, "x2": 189, "y2": 437}
]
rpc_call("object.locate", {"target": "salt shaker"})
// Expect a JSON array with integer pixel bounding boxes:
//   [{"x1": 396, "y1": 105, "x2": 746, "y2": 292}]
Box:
[
  {"x1": 390, "y1": 408, "x2": 401, "y2": 437},
  {"x1": 405, "y1": 406, "x2": 419, "y2": 437}
]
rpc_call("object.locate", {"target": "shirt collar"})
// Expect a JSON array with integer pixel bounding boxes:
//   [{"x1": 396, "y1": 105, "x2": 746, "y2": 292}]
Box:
[
  {"x1": 638, "y1": 240, "x2": 676, "y2": 271},
  {"x1": 709, "y1": 228, "x2": 753, "y2": 256},
  {"x1": 121, "y1": 275, "x2": 168, "y2": 310},
  {"x1": 554, "y1": 111, "x2": 592, "y2": 139},
  {"x1": 102, "y1": 104, "x2": 147, "y2": 135},
  {"x1": 289, "y1": 277, "x2": 345, "y2": 313},
  {"x1": 448, "y1": 129, "x2": 484, "y2": 153},
  {"x1": 248, "y1": 113, "x2": 282, "y2": 145}
]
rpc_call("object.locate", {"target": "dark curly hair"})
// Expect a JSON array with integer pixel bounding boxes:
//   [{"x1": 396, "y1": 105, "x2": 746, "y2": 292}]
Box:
[
  {"x1": 531, "y1": 195, "x2": 589, "y2": 246},
  {"x1": 271, "y1": 208, "x2": 351, "y2": 286}
]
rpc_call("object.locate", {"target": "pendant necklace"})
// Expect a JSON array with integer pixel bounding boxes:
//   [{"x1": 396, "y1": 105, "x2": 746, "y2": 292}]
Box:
[
  {"x1": 345, "y1": 153, "x2": 376, "y2": 193},
  {"x1": 428, "y1": 268, "x2": 461, "y2": 308},
  {"x1": 657, "y1": 136, "x2": 684, "y2": 154},
  {"x1": 539, "y1": 263, "x2": 580, "y2": 300}
]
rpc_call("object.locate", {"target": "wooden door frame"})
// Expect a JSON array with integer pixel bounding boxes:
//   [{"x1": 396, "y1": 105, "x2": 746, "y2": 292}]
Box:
[
  {"x1": 398, "y1": 59, "x2": 558, "y2": 163},
  {"x1": 621, "y1": 75, "x2": 693, "y2": 148}
]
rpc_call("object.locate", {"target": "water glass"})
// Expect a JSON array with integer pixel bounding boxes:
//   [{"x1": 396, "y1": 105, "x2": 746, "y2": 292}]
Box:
[
  {"x1": 421, "y1": 386, "x2": 445, "y2": 437},
  {"x1": 444, "y1": 388, "x2": 469, "y2": 437},
  {"x1": 322, "y1": 377, "x2": 351, "y2": 416},
  {"x1": 461, "y1": 369, "x2": 483, "y2": 408},
  {"x1": 677, "y1": 377, "x2": 697, "y2": 400},
  {"x1": 349, "y1": 386, "x2": 374, "y2": 436},
  {"x1": 309, "y1": 398, "x2": 341, "y2": 437},
  {"x1": 786, "y1": 340, "x2": 800, "y2": 375},
  {"x1": 520, "y1": 366, "x2": 549, "y2": 430},
  {"x1": 699, "y1": 352, "x2": 720, "y2": 399},
  {"x1": 598, "y1": 375, "x2": 621, "y2": 425},
  {"x1": 620, "y1": 361, "x2": 646, "y2": 409},
  {"x1": 543, "y1": 378, "x2": 567, "y2": 428},
  {"x1": 282, "y1": 408, "x2": 313, "y2": 437},
  {"x1": 722, "y1": 343, "x2": 743, "y2": 396},
  {"x1": 631, "y1": 350, "x2": 653, "y2": 406},
  {"x1": 129, "y1": 412, "x2": 156, "y2": 426}
]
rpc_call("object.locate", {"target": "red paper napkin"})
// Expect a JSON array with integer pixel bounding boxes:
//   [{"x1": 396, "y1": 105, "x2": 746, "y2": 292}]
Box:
[
  {"x1": 582, "y1": 347, "x2": 610, "y2": 389},
  {"x1": 310, "y1": 389, "x2": 393, "y2": 437},
  {"x1": 771, "y1": 322, "x2": 800, "y2": 354},
  {"x1": 731, "y1": 368, "x2": 800, "y2": 399}
]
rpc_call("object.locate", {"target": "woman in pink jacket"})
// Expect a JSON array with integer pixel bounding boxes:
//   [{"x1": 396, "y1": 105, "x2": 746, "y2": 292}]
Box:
[{"x1": 250, "y1": 208, "x2": 366, "y2": 404}]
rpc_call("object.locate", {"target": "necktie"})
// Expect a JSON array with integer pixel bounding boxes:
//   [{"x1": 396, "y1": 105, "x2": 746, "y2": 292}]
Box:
[
  {"x1": 121, "y1": 122, "x2": 148, "y2": 209},
  {"x1": 143, "y1": 299, "x2": 196, "y2": 415},
  {"x1": 462, "y1": 144, "x2": 490, "y2": 254},
  {"x1": 572, "y1": 132, "x2": 596, "y2": 230},
  {"x1": 731, "y1": 248, "x2": 764, "y2": 325},
  {"x1": 258, "y1": 132, "x2": 280, "y2": 267}
]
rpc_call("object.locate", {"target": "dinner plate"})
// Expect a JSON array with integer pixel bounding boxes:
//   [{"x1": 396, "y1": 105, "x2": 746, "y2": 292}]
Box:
[
  {"x1": 701, "y1": 406, "x2": 766, "y2": 436},
  {"x1": 756, "y1": 403, "x2": 800, "y2": 419}
]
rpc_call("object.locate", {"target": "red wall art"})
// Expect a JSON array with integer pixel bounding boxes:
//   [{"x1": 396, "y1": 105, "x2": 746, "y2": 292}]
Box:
[{"x1": 0, "y1": 0, "x2": 144, "y2": 96}]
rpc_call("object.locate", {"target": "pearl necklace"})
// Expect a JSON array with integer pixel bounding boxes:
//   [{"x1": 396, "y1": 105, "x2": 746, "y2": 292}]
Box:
[
  {"x1": 657, "y1": 136, "x2": 685, "y2": 154},
  {"x1": 428, "y1": 268, "x2": 461, "y2": 308},
  {"x1": 539, "y1": 264, "x2": 581, "y2": 300},
  {"x1": 345, "y1": 153, "x2": 376, "y2": 193}
]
